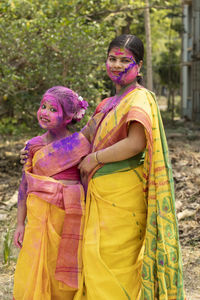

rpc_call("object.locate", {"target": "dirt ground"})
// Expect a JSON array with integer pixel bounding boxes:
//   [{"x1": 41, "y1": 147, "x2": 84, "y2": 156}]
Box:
[{"x1": 0, "y1": 119, "x2": 200, "y2": 300}]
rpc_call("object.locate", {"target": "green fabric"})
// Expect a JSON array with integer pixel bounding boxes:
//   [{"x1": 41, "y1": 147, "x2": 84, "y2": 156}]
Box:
[
  {"x1": 140, "y1": 90, "x2": 185, "y2": 300},
  {"x1": 93, "y1": 151, "x2": 145, "y2": 178}
]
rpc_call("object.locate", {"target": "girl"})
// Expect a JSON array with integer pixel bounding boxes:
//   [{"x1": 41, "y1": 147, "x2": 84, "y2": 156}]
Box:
[{"x1": 13, "y1": 86, "x2": 90, "y2": 300}]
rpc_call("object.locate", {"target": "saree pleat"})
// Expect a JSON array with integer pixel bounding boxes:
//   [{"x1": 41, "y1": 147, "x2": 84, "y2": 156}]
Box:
[
  {"x1": 75, "y1": 167, "x2": 146, "y2": 300},
  {"x1": 14, "y1": 195, "x2": 75, "y2": 300}
]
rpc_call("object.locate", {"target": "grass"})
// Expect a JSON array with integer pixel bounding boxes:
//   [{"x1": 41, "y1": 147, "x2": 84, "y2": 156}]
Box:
[{"x1": 2, "y1": 229, "x2": 13, "y2": 265}]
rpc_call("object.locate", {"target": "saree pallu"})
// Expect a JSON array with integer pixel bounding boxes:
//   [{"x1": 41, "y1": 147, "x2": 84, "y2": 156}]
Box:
[
  {"x1": 75, "y1": 87, "x2": 185, "y2": 300},
  {"x1": 13, "y1": 132, "x2": 90, "y2": 300}
]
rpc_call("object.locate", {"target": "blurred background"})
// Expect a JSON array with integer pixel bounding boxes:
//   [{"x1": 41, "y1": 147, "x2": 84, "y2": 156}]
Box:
[
  {"x1": 0, "y1": 1, "x2": 199, "y2": 299},
  {"x1": 0, "y1": 0, "x2": 199, "y2": 135}
]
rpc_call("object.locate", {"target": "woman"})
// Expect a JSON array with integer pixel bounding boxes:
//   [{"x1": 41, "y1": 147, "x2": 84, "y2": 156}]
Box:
[
  {"x1": 14, "y1": 86, "x2": 90, "y2": 300},
  {"x1": 76, "y1": 34, "x2": 185, "y2": 299},
  {"x1": 20, "y1": 35, "x2": 185, "y2": 299}
]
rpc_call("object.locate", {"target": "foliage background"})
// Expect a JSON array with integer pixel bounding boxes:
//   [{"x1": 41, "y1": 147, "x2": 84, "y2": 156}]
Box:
[{"x1": 0, "y1": 0, "x2": 182, "y2": 136}]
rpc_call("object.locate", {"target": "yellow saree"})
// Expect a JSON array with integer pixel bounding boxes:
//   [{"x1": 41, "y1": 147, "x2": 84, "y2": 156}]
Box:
[
  {"x1": 75, "y1": 87, "x2": 185, "y2": 300},
  {"x1": 13, "y1": 132, "x2": 90, "y2": 300}
]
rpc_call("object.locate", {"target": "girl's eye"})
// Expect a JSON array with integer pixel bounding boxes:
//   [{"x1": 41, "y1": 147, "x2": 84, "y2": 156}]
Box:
[
  {"x1": 50, "y1": 107, "x2": 57, "y2": 112},
  {"x1": 109, "y1": 57, "x2": 116, "y2": 62},
  {"x1": 41, "y1": 104, "x2": 46, "y2": 109}
]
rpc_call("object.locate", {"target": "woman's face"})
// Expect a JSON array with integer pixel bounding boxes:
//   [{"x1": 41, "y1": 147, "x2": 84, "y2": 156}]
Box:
[
  {"x1": 106, "y1": 47, "x2": 140, "y2": 86},
  {"x1": 37, "y1": 97, "x2": 65, "y2": 131}
]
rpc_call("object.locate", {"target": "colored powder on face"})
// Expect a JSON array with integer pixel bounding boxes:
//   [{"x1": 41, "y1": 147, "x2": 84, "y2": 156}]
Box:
[
  {"x1": 44, "y1": 87, "x2": 81, "y2": 122},
  {"x1": 106, "y1": 59, "x2": 138, "y2": 86},
  {"x1": 37, "y1": 97, "x2": 65, "y2": 129},
  {"x1": 106, "y1": 47, "x2": 139, "y2": 86},
  {"x1": 114, "y1": 48, "x2": 125, "y2": 56}
]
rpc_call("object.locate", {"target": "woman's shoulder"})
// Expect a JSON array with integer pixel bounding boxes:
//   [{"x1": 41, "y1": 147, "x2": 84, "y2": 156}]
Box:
[
  {"x1": 124, "y1": 87, "x2": 157, "y2": 122},
  {"x1": 133, "y1": 86, "x2": 156, "y2": 99},
  {"x1": 94, "y1": 97, "x2": 111, "y2": 114},
  {"x1": 128, "y1": 87, "x2": 157, "y2": 108}
]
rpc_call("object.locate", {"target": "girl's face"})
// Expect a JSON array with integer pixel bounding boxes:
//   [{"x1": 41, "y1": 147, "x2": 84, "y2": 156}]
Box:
[
  {"x1": 37, "y1": 97, "x2": 65, "y2": 131},
  {"x1": 106, "y1": 47, "x2": 141, "y2": 86}
]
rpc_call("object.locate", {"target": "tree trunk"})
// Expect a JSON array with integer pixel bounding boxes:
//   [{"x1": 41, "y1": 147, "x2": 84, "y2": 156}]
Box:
[
  {"x1": 168, "y1": 89, "x2": 171, "y2": 110},
  {"x1": 144, "y1": 0, "x2": 153, "y2": 91},
  {"x1": 171, "y1": 89, "x2": 175, "y2": 122}
]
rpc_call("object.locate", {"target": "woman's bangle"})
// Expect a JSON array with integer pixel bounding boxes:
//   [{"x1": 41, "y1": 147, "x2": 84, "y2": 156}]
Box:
[{"x1": 95, "y1": 151, "x2": 102, "y2": 164}]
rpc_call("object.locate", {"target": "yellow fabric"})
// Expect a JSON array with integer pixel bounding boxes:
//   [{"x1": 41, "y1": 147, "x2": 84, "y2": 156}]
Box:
[
  {"x1": 75, "y1": 90, "x2": 150, "y2": 300},
  {"x1": 75, "y1": 87, "x2": 185, "y2": 300},
  {"x1": 13, "y1": 194, "x2": 76, "y2": 300},
  {"x1": 13, "y1": 132, "x2": 90, "y2": 299},
  {"x1": 75, "y1": 167, "x2": 146, "y2": 300}
]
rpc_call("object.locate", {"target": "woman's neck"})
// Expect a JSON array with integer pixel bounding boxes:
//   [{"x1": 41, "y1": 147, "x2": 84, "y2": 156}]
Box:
[
  {"x1": 115, "y1": 79, "x2": 138, "y2": 94},
  {"x1": 115, "y1": 83, "x2": 121, "y2": 94},
  {"x1": 115, "y1": 80, "x2": 139, "y2": 96}
]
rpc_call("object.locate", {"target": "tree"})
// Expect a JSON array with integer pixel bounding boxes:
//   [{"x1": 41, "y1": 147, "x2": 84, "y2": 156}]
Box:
[
  {"x1": 144, "y1": 0, "x2": 153, "y2": 91},
  {"x1": 0, "y1": 0, "x2": 182, "y2": 135},
  {"x1": 158, "y1": 43, "x2": 181, "y2": 121}
]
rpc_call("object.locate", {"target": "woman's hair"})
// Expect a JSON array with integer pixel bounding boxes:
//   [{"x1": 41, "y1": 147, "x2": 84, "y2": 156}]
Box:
[
  {"x1": 107, "y1": 34, "x2": 144, "y2": 84},
  {"x1": 42, "y1": 86, "x2": 87, "y2": 124}
]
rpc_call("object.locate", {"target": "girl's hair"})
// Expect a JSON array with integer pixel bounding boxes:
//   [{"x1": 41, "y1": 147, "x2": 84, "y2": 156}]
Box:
[
  {"x1": 107, "y1": 34, "x2": 144, "y2": 84},
  {"x1": 42, "y1": 86, "x2": 87, "y2": 124}
]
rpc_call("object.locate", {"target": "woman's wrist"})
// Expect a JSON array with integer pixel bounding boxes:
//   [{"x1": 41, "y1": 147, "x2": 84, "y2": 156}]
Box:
[{"x1": 94, "y1": 151, "x2": 103, "y2": 164}]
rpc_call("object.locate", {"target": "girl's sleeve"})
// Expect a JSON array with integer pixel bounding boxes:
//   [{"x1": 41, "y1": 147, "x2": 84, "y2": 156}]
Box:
[
  {"x1": 18, "y1": 171, "x2": 28, "y2": 206},
  {"x1": 81, "y1": 97, "x2": 110, "y2": 143},
  {"x1": 17, "y1": 139, "x2": 35, "y2": 205}
]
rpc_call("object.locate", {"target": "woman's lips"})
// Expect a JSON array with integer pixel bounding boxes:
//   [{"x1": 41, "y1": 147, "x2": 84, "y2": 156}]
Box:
[{"x1": 111, "y1": 71, "x2": 122, "y2": 76}]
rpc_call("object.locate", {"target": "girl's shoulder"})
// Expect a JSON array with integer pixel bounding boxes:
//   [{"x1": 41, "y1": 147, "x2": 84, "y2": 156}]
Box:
[{"x1": 25, "y1": 135, "x2": 44, "y2": 151}]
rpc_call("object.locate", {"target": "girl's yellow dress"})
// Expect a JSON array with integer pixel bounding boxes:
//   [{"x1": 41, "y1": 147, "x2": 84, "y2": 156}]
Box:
[
  {"x1": 75, "y1": 86, "x2": 185, "y2": 300},
  {"x1": 13, "y1": 132, "x2": 90, "y2": 300}
]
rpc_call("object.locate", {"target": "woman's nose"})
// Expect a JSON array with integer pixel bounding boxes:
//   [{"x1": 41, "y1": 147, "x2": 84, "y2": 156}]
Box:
[{"x1": 114, "y1": 59, "x2": 122, "y2": 69}]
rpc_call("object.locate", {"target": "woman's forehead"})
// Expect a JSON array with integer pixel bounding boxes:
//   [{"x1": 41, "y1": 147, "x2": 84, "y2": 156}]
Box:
[{"x1": 108, "y1": 47, "x2": 134, "y2": 58}]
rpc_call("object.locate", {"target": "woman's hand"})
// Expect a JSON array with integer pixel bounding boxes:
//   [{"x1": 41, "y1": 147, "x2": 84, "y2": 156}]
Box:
[
  {"x1": 78, "y1": 153, "x2": 98, "y2": 178},
  {"x1": 20, "y1": 147, "x2": 28, "y2": 164},
  {"x1": 14, "y1": 224, "x2": 25, "y2": 249}
]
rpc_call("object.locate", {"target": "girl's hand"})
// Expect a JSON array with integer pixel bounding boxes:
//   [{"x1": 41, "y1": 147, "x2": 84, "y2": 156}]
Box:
[
  {"x1": 20, "y1": 147, "x2": 28, "y2": 164},
  {"x1": 78, "y1": 153, "x2": 98, "y2": 178},
  {"x1": 14, "y1": 224, "x2": 25, "y2": 248}
]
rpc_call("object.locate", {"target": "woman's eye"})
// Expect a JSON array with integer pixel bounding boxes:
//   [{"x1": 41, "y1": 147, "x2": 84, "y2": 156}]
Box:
[
  {"x1": 41, "y1": 104, "x2": 46, "y2": 109},
  {"x1": 50, "y1": 108, "x2": 57, "y2": 112},
  {"x1": 122, "y1": 59, "x2": 131, "y2": 63}
]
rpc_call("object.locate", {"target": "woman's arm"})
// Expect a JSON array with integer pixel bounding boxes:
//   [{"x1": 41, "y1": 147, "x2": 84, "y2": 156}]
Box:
[
  {"x1": 78, "y1": 121, "x2": 146, "y2": 176},
  {"x1": 20, "y1": 147, "x2": 28, "y2": 164}
]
